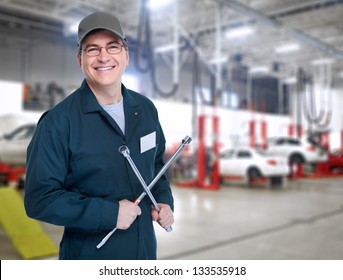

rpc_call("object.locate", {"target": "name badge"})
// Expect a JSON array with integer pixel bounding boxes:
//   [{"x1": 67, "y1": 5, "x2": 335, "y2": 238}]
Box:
[{"x1": 140, "y1": 131, "x2": 156, "y2": 154}]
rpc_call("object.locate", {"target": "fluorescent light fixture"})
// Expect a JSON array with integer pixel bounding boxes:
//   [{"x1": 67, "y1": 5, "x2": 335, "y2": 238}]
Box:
[
  {"x1": 155, "y1": 44, "x2": 178, "y2": 53},
  {"x1": 311, "y1": 58, "x2": 335, "y2": 65},
  {"x1": 209, "y1": 56, "x2": 228, "y2": 64},
  {"x1": 275, "y1": 43, "x2": 300, "y2": 53},
  {"x1": 225, "y1": 26, "x2": 254, "y2": 39},
  {"x1": 249, "y1": 66, "x2": 269, "y2": 74},
  {"x1": 63, "y1": 20, "x2": 79, "y2": 36},
  {"x1": 68, "y1": 22, "x2": 78, "y2": 34},
  {"x1": 284, "y1": 77, "x2": 297, "y2": 84},
  {"x1": 147, "y1": 0, "x2": 173, "y2": 10}
]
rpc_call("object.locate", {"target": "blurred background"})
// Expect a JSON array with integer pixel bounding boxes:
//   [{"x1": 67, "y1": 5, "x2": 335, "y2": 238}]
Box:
[{"x1": 0, "y1": 0, "x2": 343, "y2": 260}]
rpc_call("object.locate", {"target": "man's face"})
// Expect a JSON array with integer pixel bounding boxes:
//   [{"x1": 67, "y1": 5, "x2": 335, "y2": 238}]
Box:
[{"x1": 77, "y1": 30, "x2": 129, "y2": 90}]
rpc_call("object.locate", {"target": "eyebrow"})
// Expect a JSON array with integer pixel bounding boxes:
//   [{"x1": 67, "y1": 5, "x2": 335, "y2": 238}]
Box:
[{"x1": 84, "y1": 40, "x2": 120, "y2": 48}]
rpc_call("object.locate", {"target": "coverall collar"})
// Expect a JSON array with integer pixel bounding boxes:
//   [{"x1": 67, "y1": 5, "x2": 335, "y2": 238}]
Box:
[
  {"x1": 80, "y1": 79, "x2": 142, "y2": 139},
  {"x1": 80, "y1": 79, "x2": 138, "y2": 113}
]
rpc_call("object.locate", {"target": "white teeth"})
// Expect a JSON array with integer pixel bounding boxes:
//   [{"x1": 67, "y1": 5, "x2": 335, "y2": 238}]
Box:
[{"x1": 96, "y1": 67, "x2": 113, "y2": 71}]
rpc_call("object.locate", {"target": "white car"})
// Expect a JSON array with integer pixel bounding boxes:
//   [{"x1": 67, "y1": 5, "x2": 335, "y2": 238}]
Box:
[
  {"x1": 266, "y1": 136, "x2": 327, "y2": 164},
  {"x1": 0, "y1": 124, "x2": 36, "y2": 166},
  {"x1": 219, "y1": 147, "x2": 290, "y2": 180}
]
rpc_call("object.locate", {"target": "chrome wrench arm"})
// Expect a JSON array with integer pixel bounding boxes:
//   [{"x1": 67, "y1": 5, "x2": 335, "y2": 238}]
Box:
[
  {"x1": 135, "y1": 135, "x2": 192, "y2": 203},
  {"x1": 96, "y1": 136, "x2": 192, "y2": 249},
  {"x1": 118, "y1": 145, "x2": 165, "y2": 217}
]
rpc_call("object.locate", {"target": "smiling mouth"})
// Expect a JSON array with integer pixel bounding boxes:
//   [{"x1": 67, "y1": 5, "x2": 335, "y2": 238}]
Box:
[{"x1": 95, "y1": 66, "x2": 114, "y2": 71}]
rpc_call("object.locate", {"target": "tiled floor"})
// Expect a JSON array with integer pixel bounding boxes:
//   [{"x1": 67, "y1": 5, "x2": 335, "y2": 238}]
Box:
[{"x1": 1, "y1": 177, "x2": 343, "y2": 260}]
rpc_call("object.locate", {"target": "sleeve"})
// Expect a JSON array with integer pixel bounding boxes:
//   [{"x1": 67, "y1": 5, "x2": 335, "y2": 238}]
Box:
[{"x1": 24, "y1": 113, "x2": 118, "y2": 232}]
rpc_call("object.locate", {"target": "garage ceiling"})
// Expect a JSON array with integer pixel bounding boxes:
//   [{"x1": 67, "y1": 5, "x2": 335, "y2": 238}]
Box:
[{"x1": 0, "y1": 0, "x2": 343, "y2": 84}]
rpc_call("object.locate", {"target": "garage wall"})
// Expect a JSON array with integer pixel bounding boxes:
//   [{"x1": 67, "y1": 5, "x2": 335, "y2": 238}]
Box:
[{"x1": 1, "y1": 40, "x2": 343, "y2": 150}]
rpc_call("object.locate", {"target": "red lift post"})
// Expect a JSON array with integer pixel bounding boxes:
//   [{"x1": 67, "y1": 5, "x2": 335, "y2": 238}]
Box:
[
  {"x1": 176, "y1": 114, "x2": 220, "y2": 190},
  {"x1": 249, "y1": 102, "x2": 256, "y2": 149},
  {"x1": 0, "y1": 162, "x2": 25, "y2": 188},
  {"x1": 260, "y1": 101, "x2": 267, "y2": 150},
  {"x1": 197, "y1": 114, "x2": 220, "y2": 190},
  {"x1": 248, "y1": 102, "x2": 268, "y2": 186},
  {"x1": 287, "y1": 122, "x2": 304, "y2": 179}
]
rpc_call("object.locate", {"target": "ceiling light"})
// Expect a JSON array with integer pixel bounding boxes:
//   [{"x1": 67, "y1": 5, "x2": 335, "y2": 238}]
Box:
[
  {"x1": 147, "y1": 0, "x2": 173, "y2": 10},
  {"x1": 69, "y1": 22, "x2": 78, "y2": 34},
  {"x1": 284, "y1": 77, "x2": 297, "y2": 84},
  {"x1": 63, "y1": 20, "x2": 79, "y2": 36},
  {"x1": 225, "y1": 26, "x2": 254, "y2": 39},
  {"x1": 275, "y1": 43, "x2": 300, "y2": 53},
  {"x1": 311, "y1": 58, "x2": 335, "y2": 65},
  {"x1": 155, "y1": 44, "x2": 178, "y2": 53},
  {"x1": 209, "y1": 56, "x2": 228, "y2": 64},
  {"x1": 249, "y1": 66, "x2": 269, "y2": 74}
]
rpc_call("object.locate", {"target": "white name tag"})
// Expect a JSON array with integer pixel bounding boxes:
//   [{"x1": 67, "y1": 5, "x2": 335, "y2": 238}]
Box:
[{"x1": 140, "y1": 131, "x2": 156, "y2": 154}]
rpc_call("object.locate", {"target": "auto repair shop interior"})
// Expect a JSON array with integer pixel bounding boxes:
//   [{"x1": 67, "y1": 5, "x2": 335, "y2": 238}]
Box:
[{"x1": 0, "y1": 0, "x2": 343, "y2": 261}]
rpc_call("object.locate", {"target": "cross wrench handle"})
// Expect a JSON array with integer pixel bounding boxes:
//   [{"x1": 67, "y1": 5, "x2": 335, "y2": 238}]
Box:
[
  {"x1": 135, "y1": 135, "x2": 192, "y2": 203},
  {"x1": 96, "y1": 136, "x2": 192, "y2": 249},
  {"x1": 120, "y1": 145, "x2": 172, "y2": 232}
]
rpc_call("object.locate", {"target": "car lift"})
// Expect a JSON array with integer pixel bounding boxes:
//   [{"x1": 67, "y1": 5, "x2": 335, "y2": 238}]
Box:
[
  {"x1": 287, "y1": 128, "x2": 343, "y2": 179},
  {"x1": 0, "y1": 187, "x2": 58, "y2": 259},
  {"x1": 176, "y1": 114, "x2": 220, "y2": 190},
  {"x1": 287, "y1": 122, "x2": 305, "y2": 179},
  {"x1": 246, "y1": 103, "x2": 273, "y2": 186},
  {"x1": 0, "y1": 162, "x2": 26, "y2": 189}
]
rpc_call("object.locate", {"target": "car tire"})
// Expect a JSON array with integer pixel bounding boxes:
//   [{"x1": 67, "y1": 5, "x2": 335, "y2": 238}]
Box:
[
  {"x1": 247, "y1": 167, "x2": 261, "y2": 180},
  {"x1": 289, "y1": 154, "x2": 304, "y2": 165}
]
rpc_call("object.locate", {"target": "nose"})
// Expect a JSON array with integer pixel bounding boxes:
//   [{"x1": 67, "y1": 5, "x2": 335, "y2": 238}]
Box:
[{"x1": 97, "y1": 47, "x2": 110, "y2": 61}]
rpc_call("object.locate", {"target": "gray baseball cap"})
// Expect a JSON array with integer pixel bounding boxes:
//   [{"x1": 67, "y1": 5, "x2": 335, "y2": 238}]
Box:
[{"x1": 77, "y1": 12, "x2": 127, "y2": 46}]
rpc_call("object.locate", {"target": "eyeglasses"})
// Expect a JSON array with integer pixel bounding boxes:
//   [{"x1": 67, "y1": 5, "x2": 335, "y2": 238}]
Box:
[{"x1": 81, "y1": 42, "x2": 125, "y2": 57}]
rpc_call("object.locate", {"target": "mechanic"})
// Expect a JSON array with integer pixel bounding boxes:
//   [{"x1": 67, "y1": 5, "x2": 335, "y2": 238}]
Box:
[{"x1": 24, "y1": 11, "x2": 174, "y2": 260}]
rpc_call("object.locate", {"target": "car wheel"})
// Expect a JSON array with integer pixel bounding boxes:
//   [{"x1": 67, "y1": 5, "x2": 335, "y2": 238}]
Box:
[
  {"x1": 290, "y1": 154, "x2": 304, "y2": 165},
  {"x1": 247, "y1": 167, "x2": 261, "y2": 180}
]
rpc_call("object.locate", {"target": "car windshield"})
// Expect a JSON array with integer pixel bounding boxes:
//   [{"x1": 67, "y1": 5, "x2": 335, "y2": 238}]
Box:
[
  {"x1": 268, "y1": 137, "x2": 300, "y2": 146},
  {"x1": 5, "y1": 125, "x2": 35, "y2": 140},
  {"x1": 220, "y1": 149, "x2": 235, "y2": 159},
  {"x1": 255, "y1": 147, "x2": 272, "y2": 156}
]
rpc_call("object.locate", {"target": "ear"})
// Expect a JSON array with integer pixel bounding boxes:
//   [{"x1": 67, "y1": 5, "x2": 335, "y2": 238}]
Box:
[
  {"x1": 126, "y1": 49, "x2": 130, "y2": 67},
  {"x1": 77, "y1": 53, "x2": 82, "y2": 69}
]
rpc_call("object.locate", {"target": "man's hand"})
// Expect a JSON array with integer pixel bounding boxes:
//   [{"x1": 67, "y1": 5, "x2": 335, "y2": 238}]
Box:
[
  {"x1": 116, "y1": 199, "x2": 141, "y2": 230},
  {"x1": 151, "y1": 203, "x2": 174, "y2": 229}
]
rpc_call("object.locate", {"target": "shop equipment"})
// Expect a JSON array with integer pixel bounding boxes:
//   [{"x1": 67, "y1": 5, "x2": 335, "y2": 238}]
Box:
[{"x1": 0, "y1": 188, "x2": 58, "y2": 259}]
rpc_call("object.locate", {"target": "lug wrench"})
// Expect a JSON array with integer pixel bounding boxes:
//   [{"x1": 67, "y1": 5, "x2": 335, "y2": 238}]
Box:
[
  {"x1": 119, "y1": 144, "x2": 173, "y2": 231},
  {"x1": 96, "y1": 136, "x2": 192, "y2": 249}
]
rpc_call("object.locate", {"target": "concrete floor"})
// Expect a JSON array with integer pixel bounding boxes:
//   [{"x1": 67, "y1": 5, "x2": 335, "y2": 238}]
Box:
[{"x1": 1, "y1": 177, "x2": 343, "y2": 260}]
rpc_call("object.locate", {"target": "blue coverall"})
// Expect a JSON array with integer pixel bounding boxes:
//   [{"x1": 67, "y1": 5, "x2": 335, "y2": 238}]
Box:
[{"x1": 24, "y1": 80, "x2": 174, "y2": 259}]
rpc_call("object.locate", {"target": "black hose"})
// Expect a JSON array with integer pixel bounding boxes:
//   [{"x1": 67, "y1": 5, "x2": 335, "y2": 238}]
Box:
[
  {"x1": 301, "y1": 68, "x2": 332, "y2": 130},
  {"x1": 134, "y1": 0, "x2": 152, "y2": 73},
  {"x1": 133, "y1": 0, "x2": 179, "y2": 97}
]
